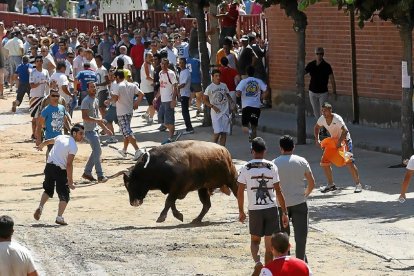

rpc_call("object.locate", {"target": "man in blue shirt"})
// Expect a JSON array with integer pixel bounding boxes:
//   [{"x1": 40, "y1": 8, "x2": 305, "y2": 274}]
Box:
[
  {"x1": 12, "y1": 55, "x2": 32, "y2": 112},
  {"x1": 74, "y1": 62, "x2": 97, "y2": 105},
  {"x1": 37, "y1": 89, "x2": 68, "y2": 159},
  {"x1": 186, "y1": 54, "x2": 202, "y2": 116}
]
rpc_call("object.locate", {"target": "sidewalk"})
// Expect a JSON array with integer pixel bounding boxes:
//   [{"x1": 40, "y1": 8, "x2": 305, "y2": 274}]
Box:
[{"x1": 246, "y1": 108, "x2": 402, "y2": 156}]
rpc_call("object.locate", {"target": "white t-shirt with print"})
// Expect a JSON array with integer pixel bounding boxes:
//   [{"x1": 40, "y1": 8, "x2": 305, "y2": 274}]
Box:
[
  {"x1": 47, "y1": 135, "x2": 78, "y2": 170},
  {"x1": 159, "y1": 69, "x2": 177, "y2": 102},
  {"x1": 204, "y1": 82, "x2": 230, "y2": 119},
  {"x1": 29, "y1": 68, "x2": 50, "y2": 98},
  {"x1": 237, "y1": 159, "x2": 280, "y2": 210},
  {"x1": 236, "y1": 77, "x2": 267, "y2": 108},
  {"x1": 96, "y1": 66, "x2": 108, "y2": 93},
  {"x1": 50, "y1": 72, "x2": 70, "y2": 103},
  {"x1": 317, "y1": 113, "x2": 351, "y2": 140}
]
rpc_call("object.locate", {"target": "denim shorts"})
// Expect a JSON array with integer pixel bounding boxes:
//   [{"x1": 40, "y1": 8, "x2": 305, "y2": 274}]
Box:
[
  {"x1": 158, "y1": 101, "x2": 175, "y2": 125},
  {"x1": 104, "y1": 105, "x2": 118, "y2": 124}
]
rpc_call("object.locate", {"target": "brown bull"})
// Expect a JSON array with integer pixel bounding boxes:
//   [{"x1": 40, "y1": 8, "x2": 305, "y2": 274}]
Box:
[{"x1": 122, "y1": 140, "x2": 238, "y2": 223}]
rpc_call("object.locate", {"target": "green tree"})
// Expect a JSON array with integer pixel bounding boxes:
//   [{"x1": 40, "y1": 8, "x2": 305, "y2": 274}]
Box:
[
  {"x1": 302, "y1": 0, "x2": 414, "y2": 161},
  {"x1": 256, "y1": 0, "x2": 308, "y2": 144}
]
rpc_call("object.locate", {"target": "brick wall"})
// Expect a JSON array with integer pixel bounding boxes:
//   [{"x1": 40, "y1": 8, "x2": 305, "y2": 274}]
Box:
[{"x1": 265, "y1": 1, "x2": 404, "y2": 103}]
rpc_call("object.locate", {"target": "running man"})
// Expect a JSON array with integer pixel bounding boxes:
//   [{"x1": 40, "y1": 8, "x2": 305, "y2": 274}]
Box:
[
  {"x1": 203, "y1": 69, "x2": 234, "y2": 146},
  {"x1": 33, "y1": 124, "x2": 85, "y2": 226},
  {"x1": 236, "y1": 66, "x2": 268, "y2": 142}
]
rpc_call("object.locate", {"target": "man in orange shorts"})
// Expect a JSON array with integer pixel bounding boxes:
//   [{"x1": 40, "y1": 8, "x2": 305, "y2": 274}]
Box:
[{"x1": 314, "y1": 102, "x2": 364, "y2": 193}]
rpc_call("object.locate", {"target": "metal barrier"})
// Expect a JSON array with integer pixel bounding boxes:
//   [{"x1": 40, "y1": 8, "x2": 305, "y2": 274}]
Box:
[
  {"x1": 102, "y1": 11, "x2": 267, "y2": 40},
  {"x1": 0, "y1": 11, "x2": 103, "y2": 33}
]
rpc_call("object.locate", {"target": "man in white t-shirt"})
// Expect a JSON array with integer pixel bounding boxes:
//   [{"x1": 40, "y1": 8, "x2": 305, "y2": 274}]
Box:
[
  {"x1": 95, "y1": 54, "x2": 109, "y2": 118},
  {"x1": 0, "y1": 215, "x2": 38, "y2": 276},
  {"x1": 157, "y1": 58, "x2": 178, "y2": 144},
  {"x1": 399, "y1": 155, "x2": 414, "y2": 202},
  {"x1": 72, "y1": 47, "x2": 85, "y2": 77},
  {"x1": 33, "y1": 124, "x2": 84, "y2": 226},
  {"x1": 314, "y1": 102, "x2": 364, "y2": 193},
  {"x1": 29, "y1": 56, "x2": 50, "y2": 140},
  {"x1": 203, "y1": 69, "x2": 234, "y2": 146},
  {"x1": 236, "y1": 66, "x2": 268, "y2": 142},
  {"x1": 50, "y1": 61, "x2": 71, "y2": 107},
  {"x1": 237, "y1": 137, "x2": 289, "y2": 273},
  {"x1": 111, "y1": 70, "x2": 145, "y2": 161},
  {"x1": 111, "y1": 46, "x2": 133, "y2": 71},
  {"x1": 178, "y1": 58, "x2": 194, "y2": 134}
]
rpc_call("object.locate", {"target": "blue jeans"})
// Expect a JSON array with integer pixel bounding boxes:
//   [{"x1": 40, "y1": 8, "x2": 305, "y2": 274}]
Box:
[{"x1": 84, "y1": 130, "x2": 103, "y2": 177}]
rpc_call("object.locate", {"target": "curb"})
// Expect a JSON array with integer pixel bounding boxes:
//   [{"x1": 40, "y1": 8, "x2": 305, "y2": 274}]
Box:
[{"x1": 235, "y1": 122, "x2": 402, "y2": 156}]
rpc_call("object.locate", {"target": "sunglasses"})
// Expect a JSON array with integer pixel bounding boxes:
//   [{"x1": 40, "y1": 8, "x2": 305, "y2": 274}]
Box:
[
  {"x1": 50, "y1": 94, "x2": 60, "y2": 98},
  {"x1": 316, "y1": 53, "x2": 324, "y2": 55}
]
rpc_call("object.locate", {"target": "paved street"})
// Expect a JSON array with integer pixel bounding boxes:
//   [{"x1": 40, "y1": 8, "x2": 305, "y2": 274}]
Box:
[{"x1": 1, "y1": 91, "x2": 413, "y2": 273}]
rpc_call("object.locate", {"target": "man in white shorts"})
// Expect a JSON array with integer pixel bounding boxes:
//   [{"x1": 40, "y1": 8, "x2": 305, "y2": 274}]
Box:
[
  {"x1": 314, "y1": 102, "x2": 364, "y2": 193},
  {"x1": 203, "y1": 69, "x2": 235, "y2": 146}
]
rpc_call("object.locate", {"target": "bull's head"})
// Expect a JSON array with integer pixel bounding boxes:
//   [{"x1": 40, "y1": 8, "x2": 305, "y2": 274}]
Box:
[{"x1": 123, "y1": 166, "x2": 150, "y2": 207}]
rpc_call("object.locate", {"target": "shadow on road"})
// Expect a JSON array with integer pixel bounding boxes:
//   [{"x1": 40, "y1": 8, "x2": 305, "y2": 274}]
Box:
[
  {"x1": 310, "y1": 198, "x2": 414, "y2": 223},
  {"x1": 111, "y1": 220, "x2": 234, "y2": 231}
]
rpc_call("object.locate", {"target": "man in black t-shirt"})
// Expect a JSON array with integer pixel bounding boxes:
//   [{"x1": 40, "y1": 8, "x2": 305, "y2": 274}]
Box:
[{"x1": 305, "y1": 47, "x2": 336, "y2": 119}]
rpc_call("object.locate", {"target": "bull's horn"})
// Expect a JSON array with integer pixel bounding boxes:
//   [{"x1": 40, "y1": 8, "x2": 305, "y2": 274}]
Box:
[{"x1": 107, "y1": 165, "x2": 135, "y2": 180}]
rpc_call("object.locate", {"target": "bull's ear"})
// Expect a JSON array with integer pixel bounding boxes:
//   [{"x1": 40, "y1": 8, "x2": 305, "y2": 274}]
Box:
[{"x1": 123, "y1": 172, "x2": 130, "y2": 187}]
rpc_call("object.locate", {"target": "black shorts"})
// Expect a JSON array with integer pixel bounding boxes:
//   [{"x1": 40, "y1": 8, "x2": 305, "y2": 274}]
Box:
[
  {"x1": 97, "y1": 89, "x2": 109, "y2": 108},
  {"x1": 190, "y1": 83, "x2": 202, "y2": 93},
  {"x1": 242, "y1": 106, "x2": 261, "y2": 127},
  {"x1": 248, "y1": 207, "x2": 280, "y2": 237},
  {"x1": 145, "y1": 92, "x2": 155, "y2": 106},
  {"x1": 43, "y1": 163, "x2": 70, "y2": 203},
  {"x1": 16, "y1": 82, "x2": 31, "y2": 104}
]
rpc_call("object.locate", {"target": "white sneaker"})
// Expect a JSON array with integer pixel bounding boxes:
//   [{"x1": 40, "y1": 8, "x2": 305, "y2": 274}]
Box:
[
  {"x1": 354, "y1": 184, "x2": 362, "y2": 193},
  {"x1": 147, "y1": 117, "x2": 153, "y2": 125},
  {"x1": 118, "y1": 149, "x2": 127, "y2": 158},
  {"x1": 133, "y1": 149, "x2": 145, "y2": 161},
  {"x1": 141, "y1": 113, "x2": 149, "y2": 119}
]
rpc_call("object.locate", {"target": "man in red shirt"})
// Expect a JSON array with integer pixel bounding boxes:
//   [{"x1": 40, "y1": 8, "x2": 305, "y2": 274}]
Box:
[
  {"x1": 130, "y1": 32, "x2": 145, "y2": 84},
  {"x1": 260, "y1": 232, "x2": 312, "y2": 276},
  {"x1": 214, "y1": 1, "x2": 239, "y2": 47},
  {"x1": 218, "y1": 56, "x2": 240, "y2": 108}
]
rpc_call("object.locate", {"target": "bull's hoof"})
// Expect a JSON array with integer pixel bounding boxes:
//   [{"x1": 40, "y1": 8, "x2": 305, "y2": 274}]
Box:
[
  {"x1": 173, "y1": 211, "x2": 184, "y2": 222},
  {"x1": 156, "y1": 215, "x2": 167, "y2": 223}
]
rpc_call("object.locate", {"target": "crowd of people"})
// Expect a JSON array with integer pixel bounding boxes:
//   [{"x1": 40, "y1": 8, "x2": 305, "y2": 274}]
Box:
[
  {"x1": 22, "y1": 0, "x2": 100, "y2": 19},
  {"x1": 1, "y1": 1, "x2": 414, "y2": 276}
]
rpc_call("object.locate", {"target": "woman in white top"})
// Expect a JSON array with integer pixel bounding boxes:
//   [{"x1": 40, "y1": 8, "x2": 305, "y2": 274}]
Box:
[{"x1": 140, "y1": 52, "x2": 155, "y2": 124}]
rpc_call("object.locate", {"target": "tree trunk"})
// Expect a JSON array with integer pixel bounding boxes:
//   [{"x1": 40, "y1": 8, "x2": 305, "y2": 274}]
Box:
[
  {"x1": 190, "y1": 2, "x2": 212, "y2": 126},
  {"x1": 209, "y1": 3, "x2": 219, "y2": 63},
  {"x1": 399, "y1": 24, "x2": 414, "y2": 162},
  {"x1": 349, "y1": 6, "x2": 359, "y2": 124},
  {"x1": 295, "y1": 25, "x2": 306, "y2": 144}
]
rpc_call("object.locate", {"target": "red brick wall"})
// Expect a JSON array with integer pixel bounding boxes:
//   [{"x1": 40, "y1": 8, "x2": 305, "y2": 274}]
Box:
[{"x1": 265, "y1": 1, "x2": 403, "y2": 101}]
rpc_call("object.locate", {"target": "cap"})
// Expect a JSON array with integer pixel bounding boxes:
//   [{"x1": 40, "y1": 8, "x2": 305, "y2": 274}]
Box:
[
  {"x1": 160, "y1": 23, "x2": 167, "y2": 28},
  {"x1": 241, "y1": 35, "x2": 248, "y2": 41},
  {"x1": 121, "y1": 32, "x2": 128, "y2": 37},
  {"x1": 251, "y1": 137, "x2": 267, "y2": 152}
]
